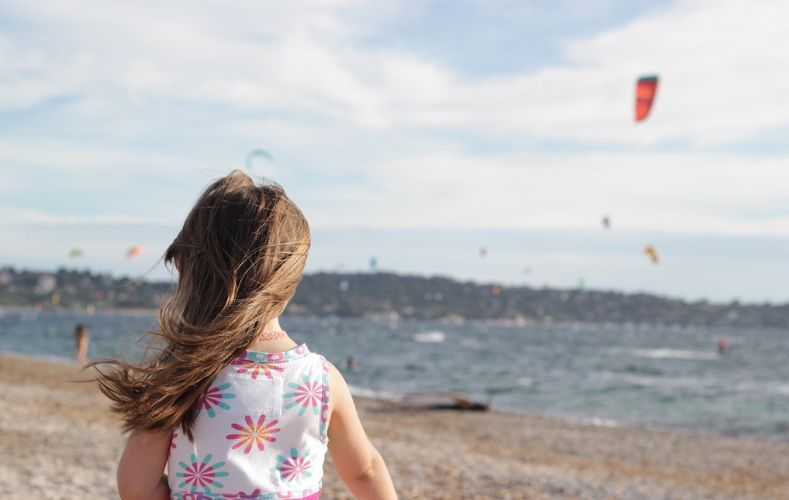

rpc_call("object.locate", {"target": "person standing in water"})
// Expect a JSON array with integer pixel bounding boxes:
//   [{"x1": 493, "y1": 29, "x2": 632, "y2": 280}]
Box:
[
  {"x1": 73, "y1": 324, "x2": 89, "y2": 364},
  {"x1": 347, "y1": 355, "x2": 357, "y2": 371},
  {"x1": 91, "y1": 171, "x2": 397, "y2": 500}
]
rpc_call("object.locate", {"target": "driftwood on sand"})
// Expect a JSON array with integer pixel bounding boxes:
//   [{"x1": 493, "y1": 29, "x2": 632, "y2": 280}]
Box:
[{"x1": 400, "y1": 392, "x2": 490, "y2": 412}]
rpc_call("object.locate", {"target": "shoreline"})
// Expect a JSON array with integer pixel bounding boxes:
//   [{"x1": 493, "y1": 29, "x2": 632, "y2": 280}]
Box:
[
  {"x1": 2, "y1": 354, "x2": 789, "y2": 498},
  {"x1": 3, "y1": 349, "x2": 788, "y2": 445},
  {"x1": 4, "y1": 305, "x2": 789, "y2": 332}
]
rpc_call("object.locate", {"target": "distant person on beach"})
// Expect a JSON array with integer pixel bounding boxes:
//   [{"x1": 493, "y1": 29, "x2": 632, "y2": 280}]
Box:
[
  {"x1": 73, "y1": 324, "x2": 89, "y2": 364},
  {"x1": 347, "y1": 355, "x2": 357, "y2": 371},
  {"x1": 91, "y1": 171, "x2": 397, "y2": 500}
]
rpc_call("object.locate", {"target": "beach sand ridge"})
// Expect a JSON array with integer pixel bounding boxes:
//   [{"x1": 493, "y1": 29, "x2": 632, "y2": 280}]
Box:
[{"x1": 1, "y1": 355, "x2": 788, "y2": 499}]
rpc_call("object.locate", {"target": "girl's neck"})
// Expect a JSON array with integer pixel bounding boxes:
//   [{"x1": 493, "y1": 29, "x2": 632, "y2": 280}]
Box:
[{"x1": 247, "y1": 316, "x2": 298, "y2": 353}]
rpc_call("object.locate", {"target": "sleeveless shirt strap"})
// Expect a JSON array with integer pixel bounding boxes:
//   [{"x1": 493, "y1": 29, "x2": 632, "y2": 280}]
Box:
[{"x1": 319, "y1": 355, "x2": 331, "y2": 444}]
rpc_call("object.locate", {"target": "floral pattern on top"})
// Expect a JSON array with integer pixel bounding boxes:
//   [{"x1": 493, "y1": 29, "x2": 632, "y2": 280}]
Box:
[
  {"x1": 283, "y1": 376, "x2": 322, "y2": 416},
  {"x1": 225, "y1": 415, "x2": 281, "y2": 454},
  {"x1": 175, "y1": 453, "x2": 230, "y2": 494},
  {"x1": 244, "y1": 344, "x2": 310, "y2": 364},
  {"x1": 219, "y1": 489, "x2": 261, "y2": 499},
  {"x1": 197, "y1": 382, "x2": 236, "y2": 418},
  {"x1": 274, "y1": 447, "x2": 314, "y2": 483},
  {"x1": 168, "y1": 344, "x2": 327, "y2": 499},
  {"x1": 230, "y1": 355, "x2": 285, "y2": 381}
]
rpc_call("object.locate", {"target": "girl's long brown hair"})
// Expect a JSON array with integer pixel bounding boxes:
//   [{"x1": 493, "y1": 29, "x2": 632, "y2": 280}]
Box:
[{"x1": 90, "y1": 170, "x2": 310, "y2": 439}]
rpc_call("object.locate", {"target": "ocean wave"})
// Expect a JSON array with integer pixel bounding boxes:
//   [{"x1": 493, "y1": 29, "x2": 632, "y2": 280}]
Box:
[
  {"x1": 413, "y1": 331, "x2": 445, "y2": 343},
  {"x1": 736, "y1": 381, "x2": 789, "y2": 396},
  {"x1": 618, "y1": 348, "x2": 719, "y2": 361},
  {"x1": 348, "y1": 385, "x2": 402, "y2": 402},
  {"x1": 587, "y1": 417, "x2": 621, "y2": 428},
  {"x1": 595, "y1": 371, "x2": 713, "y2": 389}
]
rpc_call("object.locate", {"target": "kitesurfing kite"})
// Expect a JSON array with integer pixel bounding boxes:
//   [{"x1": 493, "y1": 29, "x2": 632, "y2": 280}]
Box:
[
  {"x1": 635, "y1": 75, "x2": 659, "y2": 122},
  {"x1": 126, "y1": 245, "x2": 144, "y2": 259},
  {"x1": 246, "y1": 148, "x2": 274, "y2": 173},
  {"x1": 601, "y1": 215, "x2": 611, "y2": 230},
  {"x1": 69, "y1": 248, "x2": 83, "y2": 258},
  {"x1": 643, "y1": 245, "x2": 659, "y2": 264},
  {"x1": 479, "y1": 247, "x2": 487, "y2": 258}
]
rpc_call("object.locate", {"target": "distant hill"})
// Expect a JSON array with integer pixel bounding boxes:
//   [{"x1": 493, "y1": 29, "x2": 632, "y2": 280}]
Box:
[{"x1": 1, "y1": 267, "x2": 788, "y2": 328}]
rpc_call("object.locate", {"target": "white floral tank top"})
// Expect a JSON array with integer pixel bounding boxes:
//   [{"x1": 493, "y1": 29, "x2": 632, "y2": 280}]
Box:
[{"x1": 168, "y1": 344, "x2": 330, "y2": 500}]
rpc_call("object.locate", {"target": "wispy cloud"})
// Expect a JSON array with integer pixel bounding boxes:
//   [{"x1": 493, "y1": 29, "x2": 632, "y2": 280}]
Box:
[
  {"x1": 0, "y1": 208, "x2": 175, "y2": 226},
  {"x1": 2, "y1": 0, "x2": 788, "y2": 300}
]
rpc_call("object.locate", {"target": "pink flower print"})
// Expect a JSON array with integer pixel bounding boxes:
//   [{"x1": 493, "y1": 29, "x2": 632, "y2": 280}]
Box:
[
  {"x1": 175, "y1": 453, "x2": 229, "y2": 494},
  {"x1": 225, "y1": 415, "x2": 280, "y2": 454},
  {"x1": 196, "y1": 382, "x2": 235, "y2": 418},
  {"x1": 171, "y1": 431, "x2": 178, "y2": 449},
  {"x1": 274, "y1": 447, "x2": 313, "y2": 483},
  {"x1": 283, "y1": 376, "x2": 323, "y2": 416},
  {"x1": 230, "y1": 356, "x2": 284, "y2": 381}
]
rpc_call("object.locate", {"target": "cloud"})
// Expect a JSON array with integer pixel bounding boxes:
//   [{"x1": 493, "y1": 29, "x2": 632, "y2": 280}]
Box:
[
  {"x1": 300, "y1": 148, "x2": 789, "y2": 236},
  {"x1": 0, "y1": 207, "x2": 175, "y2": 225},
  {"x1": 4, "y1": 0, "x2": 788, "y2": 146},
  {"x1": 2, "y1": 0, "x2": 789, "y2": 241}
]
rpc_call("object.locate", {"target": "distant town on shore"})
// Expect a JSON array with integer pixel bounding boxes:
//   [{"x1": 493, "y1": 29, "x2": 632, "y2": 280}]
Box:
[{"x1": 1, "y1": 266, "x2": 787, "y2": 328}]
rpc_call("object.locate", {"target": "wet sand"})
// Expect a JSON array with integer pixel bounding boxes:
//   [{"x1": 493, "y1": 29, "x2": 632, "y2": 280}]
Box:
[{"x1": 1, "y1": 354, "x2": 788, "y2": 499}]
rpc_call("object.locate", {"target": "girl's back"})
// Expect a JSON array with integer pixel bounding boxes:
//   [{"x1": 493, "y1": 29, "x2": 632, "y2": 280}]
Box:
[
  {"x1": 168, "y1": 344, "x2": 329, "y2": 499},
  {"x1": 93, "y1": 171, "x2": 396, "y2": 499}
]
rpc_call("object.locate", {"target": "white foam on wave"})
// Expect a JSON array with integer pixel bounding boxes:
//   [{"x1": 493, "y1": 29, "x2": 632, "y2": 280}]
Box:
[
  {"x1": 561, "y1": 414, "x2": 622, "y2": 428},
  {"x1": 622, "y1": 348, "x2": 719, "y2": 361},
  {"x1": 348, "y1": 384, "x2": 402, "y2": 402},
  {"x1": 413, "y1": 331, "x2": 445, "y2": 343},
  {"x1": 595, "y1": 370, "x2": 720, "y2": 389},
  {"x1": 734, "y1": 381, "x2": 789, "y2": 396},
  {"x1": 587, "y1": 417, "x2": 621, "y2": 428}
]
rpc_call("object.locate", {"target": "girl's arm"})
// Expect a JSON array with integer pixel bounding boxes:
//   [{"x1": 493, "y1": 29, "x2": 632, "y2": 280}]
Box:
[
  {"x1": 327, "y1": 362, "x2": 398, "y2": 500},
  {"x1": 117, "y1": 430, "x2": 172, "y2": 500}
]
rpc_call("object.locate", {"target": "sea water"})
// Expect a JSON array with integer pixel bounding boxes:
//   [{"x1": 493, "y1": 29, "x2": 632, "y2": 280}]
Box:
[{"x1": 1, "y1": 310, "x2": 787, "y2": 440}]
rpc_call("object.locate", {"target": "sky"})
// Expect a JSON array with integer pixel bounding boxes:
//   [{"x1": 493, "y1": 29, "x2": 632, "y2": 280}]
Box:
[{"x1": 2, "y1": 0, "x2": 789, "y2": 303}]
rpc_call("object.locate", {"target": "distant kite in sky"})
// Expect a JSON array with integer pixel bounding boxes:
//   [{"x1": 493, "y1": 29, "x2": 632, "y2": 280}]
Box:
[
  {"x1": 126, "y1": 245, "x2": 144, "y2": 259},
  {"x1": 246, "y1": 148, "x2": 275, "y2": 173},
  {"x1": 369, "y1": 256, "x2": 378, "y2": 270},
  {"x1": 479, "y1": 247, "x2": 487, "y2": 258},
  {"x1": 601, "y1": 215, "x2": 611, "y2": 230},
  {"x1": 69, "y1": 248, "x2": 84, "y2": 258},
  {"x1": 635, "y1": 75, "x2": 659, "y2": 122},
  {"x1": 643, "y1": 245, "x2": 659, "y2": 265}
]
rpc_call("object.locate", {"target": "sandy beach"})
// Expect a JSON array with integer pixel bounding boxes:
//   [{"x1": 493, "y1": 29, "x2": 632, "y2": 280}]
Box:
[{"x1": 1, "y1": 354, "x2": 788, "y2": 499}]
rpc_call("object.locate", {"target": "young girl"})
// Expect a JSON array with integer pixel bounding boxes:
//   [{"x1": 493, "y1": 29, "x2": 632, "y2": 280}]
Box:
[{"x1": 92, "y1": 171, "x2": 397, "y2": 500}]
